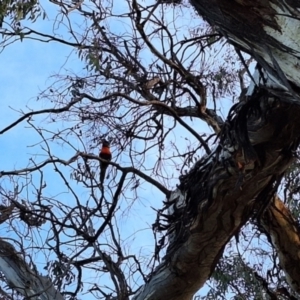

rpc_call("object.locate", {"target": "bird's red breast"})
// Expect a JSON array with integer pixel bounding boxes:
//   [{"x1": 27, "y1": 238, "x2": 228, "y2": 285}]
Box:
[{"x1": 100, "y1": 146, "x2": 112, "y2": 160}]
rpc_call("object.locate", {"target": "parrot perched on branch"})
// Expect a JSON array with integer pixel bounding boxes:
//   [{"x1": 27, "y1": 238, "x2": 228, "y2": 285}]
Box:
[{"x1": 99, "y1": 139, "x2": 112, "y2": 184}]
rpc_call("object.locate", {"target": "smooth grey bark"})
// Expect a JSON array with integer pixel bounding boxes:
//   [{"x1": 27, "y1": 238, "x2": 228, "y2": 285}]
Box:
[{"x1": 0, "y1": 238, "x2": 64, "y2": 300}]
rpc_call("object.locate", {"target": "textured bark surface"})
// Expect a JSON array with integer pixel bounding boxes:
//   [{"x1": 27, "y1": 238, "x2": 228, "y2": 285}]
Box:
[
  {"x1": 134, "y1": 94, "x2": 300, "y2": 299},
  {"x1": 262, "y1": 196, "x2": 300, "y2": 293},
  {"x1": 134, "y1": 1, "x2": 300, "y2": 299}
]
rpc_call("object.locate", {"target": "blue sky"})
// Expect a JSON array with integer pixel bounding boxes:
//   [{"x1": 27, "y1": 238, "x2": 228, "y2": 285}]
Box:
[
  {"x1": 0, "y1": 8, "x2": 150, "y2": 298},
  {"x1": 0, "y1": 1, "x2": 242, "y2": 299}
]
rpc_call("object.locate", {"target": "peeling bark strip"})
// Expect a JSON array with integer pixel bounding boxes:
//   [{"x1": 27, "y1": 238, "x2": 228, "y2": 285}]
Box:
[
  {"x1": 135, "y1": 87, "x2": 300, "y2": 299},
  {"x1": 262, "y1": 196, "x2": 300, "y2": 293}
]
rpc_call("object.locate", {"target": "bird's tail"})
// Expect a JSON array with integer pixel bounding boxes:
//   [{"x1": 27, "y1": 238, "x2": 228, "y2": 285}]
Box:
[{"x1": 100, "y1": 165, "x2": 107, "y2": 185}]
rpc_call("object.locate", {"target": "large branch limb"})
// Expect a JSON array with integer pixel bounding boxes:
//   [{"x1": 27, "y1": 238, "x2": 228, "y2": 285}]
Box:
[
  {"x1": 134, "y1": 88, "x2": 300, "y2": 299},
  {"x1": 261, "y1": 196, "x2": 300, "y2": 293},
  {"x1": 0, "y1": 238, "x2": 64, "y2": 300},
  {"x1": 190, "y1": 0, "x2": 300, "y2": 96}
]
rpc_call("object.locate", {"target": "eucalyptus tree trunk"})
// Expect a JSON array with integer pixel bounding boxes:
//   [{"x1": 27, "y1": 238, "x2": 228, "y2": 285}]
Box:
[
  {"x1": 1, "y1": 1, "x2": 300, "y2": 300},
  {"x1": 134, "y1": 1, "x2": 300, "y2": 299}
]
